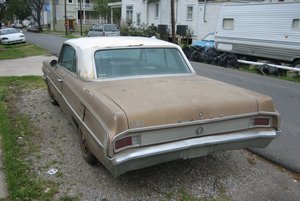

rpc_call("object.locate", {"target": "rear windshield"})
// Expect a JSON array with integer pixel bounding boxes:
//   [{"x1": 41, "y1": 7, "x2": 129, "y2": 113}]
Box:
[
  {"x1": 94, "y1": 48, "x2": 191, "y2": 79},
  {"x1": 104, "y1": 24, "x2": 119, "y2": 32}
]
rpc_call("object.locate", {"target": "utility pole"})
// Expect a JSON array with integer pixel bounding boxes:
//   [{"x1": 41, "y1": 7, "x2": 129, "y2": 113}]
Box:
[
  {"x1": 64, "y1": 0, "x2": 67, "y2": 36},
  {"x1": 171, "y1": 0, "x2": 176, "y2": 43},
  {"x1": 52, "y1": 0, "x2": 56, "y2": 31},
  {"x1": 79, "y1": 0, "x2": 82, "y2": 36}
]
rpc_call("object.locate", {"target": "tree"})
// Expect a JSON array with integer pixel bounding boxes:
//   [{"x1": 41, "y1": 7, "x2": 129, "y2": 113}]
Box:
[
  {"x1": 93, "y1": 0, "x2": 110, "y2": 22},
  {"x1": 27, "y1": 0, "x2": 44, "y2": 32},
  {"x1": 0, "y1": 0, "x2": 7, "y2": 20},
  {"x1": 2, "y1": 0, "x2": 31, "y2": 22}
]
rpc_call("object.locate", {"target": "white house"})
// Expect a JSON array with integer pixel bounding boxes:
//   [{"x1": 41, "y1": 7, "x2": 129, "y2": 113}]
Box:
[
  {"x1": 110, "y1": 0, "x2": 300, "y2": 40},
  {"x1": 45, "y1": 0, "x2": 103, "y2": 32}
]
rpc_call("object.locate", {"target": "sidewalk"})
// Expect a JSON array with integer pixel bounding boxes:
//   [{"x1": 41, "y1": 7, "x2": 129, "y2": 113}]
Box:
[{"x1": 0, "y1": 55, "x2": 56, "y2": 76}]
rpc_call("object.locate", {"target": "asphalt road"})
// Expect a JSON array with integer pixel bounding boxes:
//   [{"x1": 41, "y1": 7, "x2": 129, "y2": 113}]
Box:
[
  {"x1": 24, "y1": 31, "x2": 300, "y2": 173},
  {"x1": 191, "y1": 62, "x2": 300, "y2": 173},
  {"x1": 24, "y1": 31, "x2": 67, "y2": 54}
]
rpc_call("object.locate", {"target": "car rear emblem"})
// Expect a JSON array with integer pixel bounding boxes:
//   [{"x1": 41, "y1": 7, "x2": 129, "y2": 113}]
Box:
[{"x1": 196, "y1": 127, "x2": 204, "y2": 135}]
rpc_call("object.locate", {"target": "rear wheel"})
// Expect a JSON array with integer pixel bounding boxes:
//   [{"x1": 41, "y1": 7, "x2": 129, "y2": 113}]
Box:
[
  {"x1": 46, "y1": 84, "x2": 58, "y2": 105},
  {"x1": 79, "y1": 128, "x2": 97, "y2": 164}
]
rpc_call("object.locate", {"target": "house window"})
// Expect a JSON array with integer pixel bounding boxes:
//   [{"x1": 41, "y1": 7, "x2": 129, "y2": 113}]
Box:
[
  {"x1": 68, "y1": 0, "x2": 73, "y2": 4},
  {"x1": 126, "y1": 5, "x2": 133, "y2": 23},
  {"x1": 137, "y1": 13, "x2": 141, "y2": 26},
  {"x1": 222, "y1": 18, "x2": 234, "y2": 30},
  {"x1": 187, "y1": 6, "x2": 193, "y2": 20},
  {"x1": 292, "y1": 19, "x2": 299, "y2": 29},
  {"x1": 155, "y1": 3, "x2": 159, "y2": 18}
]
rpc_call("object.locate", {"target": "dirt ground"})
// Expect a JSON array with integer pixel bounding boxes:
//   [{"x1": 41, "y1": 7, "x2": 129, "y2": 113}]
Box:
[{"x1": 13, "y1": 88, "x2": 300, "y2": 201}]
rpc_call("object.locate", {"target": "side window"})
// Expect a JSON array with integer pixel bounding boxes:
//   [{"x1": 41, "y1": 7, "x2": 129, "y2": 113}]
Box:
[
  {"x1": 292, "y1": 19, "x2": 299, "y2": 30},
  {"x1": 187, "y1": 6, "x2": 193, "y2": 21},
  {"x1": 222, "y1": 18, "x2": 234, "y2": 30},
  {"x1": 96, "y1": 24, "x2": 103, "y2": 32},
  {"x1": 58, "y1": 45, "x2": 77, "y2": 73},
  {"x1": 126, "y1": 5, "x2": 133, "y2": 23},
  {"x1": 155, "y1": 3, "x2": 159, "y2": 18}
]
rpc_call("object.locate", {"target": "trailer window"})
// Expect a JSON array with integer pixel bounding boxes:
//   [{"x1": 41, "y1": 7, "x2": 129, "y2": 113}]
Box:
[
  {"x1": 292, "y1": 19, "x2": 299, "y2": 29},
  {"x1": 223, "y1": 18, "x2": 234, "y2": 30}
]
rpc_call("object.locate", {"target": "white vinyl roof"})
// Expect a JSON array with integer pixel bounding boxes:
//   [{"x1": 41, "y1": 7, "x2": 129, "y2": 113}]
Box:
[
  {"x1": 65, "y1": 36, "x2": 178, "y2": 50},
  {"x1": 62, "y1": 36, "x2": 193, "y2": 79}
]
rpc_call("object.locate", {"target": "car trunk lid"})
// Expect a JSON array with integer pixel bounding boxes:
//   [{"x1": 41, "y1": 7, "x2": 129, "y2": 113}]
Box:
[{"x1": 98, "y1": 75, "x2": 274, "y2": 129}]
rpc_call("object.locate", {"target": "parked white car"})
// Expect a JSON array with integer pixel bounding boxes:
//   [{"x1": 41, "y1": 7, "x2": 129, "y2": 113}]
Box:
[{"x1": 0, "y1": 28, "x2": 26, "y2": 44}]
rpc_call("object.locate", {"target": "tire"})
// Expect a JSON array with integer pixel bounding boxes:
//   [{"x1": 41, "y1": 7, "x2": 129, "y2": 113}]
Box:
[
  {"x1": 293, "y1": 60, "x2": 300, "y2": 68},
  {"x1": 46, "y1": 84, "x2": 58, "y2": 105},
  {"x1": 79, "y1": 128, "x2": 97, "y2": 165}
]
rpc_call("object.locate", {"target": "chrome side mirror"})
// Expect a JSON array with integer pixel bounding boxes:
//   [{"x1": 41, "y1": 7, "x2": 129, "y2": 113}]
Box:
[{"x1": 50, "y1": 59, "x2": 57, "y2": 67}]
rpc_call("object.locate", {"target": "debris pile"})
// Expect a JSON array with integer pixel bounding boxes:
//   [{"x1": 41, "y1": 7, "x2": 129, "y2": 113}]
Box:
[{"x1": 182, "y1": 45, "x2": 239, "y2": 68}]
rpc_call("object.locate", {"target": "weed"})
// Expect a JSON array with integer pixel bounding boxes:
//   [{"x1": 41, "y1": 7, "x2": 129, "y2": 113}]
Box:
[
  {"x1": 0, "y1": 76, "x2": 58, "y2": 200},
  {"x1": 60, "y1": 195, "x2": 80, "y2": 201}
]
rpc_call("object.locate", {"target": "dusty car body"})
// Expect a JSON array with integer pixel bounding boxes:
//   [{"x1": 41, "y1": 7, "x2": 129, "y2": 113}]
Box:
[
  {"x1": 42, "y1": 37, "x2": 281, "y2": 177},
  {"x1": 0, "y1": 28, "x2": 26, "y2": 44}
]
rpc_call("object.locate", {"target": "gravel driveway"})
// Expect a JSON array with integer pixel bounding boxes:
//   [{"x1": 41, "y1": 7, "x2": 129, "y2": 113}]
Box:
[{"x1": 15, "y1": 89, "x2": 300, "y2": 201}]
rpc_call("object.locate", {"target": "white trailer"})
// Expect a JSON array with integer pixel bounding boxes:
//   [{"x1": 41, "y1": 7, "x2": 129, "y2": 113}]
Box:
[{"x1": 214, "y1": 2, "x2": 300, "y2": 67}]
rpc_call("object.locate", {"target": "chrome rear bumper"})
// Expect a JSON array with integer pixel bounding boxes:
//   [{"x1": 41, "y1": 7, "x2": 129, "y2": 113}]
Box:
[{"x1": 106, "y1": 130, "x2": 281, "y2": 177}]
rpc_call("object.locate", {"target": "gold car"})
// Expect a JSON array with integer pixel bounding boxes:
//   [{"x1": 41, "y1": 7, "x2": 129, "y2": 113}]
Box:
[{"x1": 42, "y1": 37, "x2": 281, "y2": 177}]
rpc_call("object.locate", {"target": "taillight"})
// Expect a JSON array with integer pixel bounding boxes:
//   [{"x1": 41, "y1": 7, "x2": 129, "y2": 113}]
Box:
[
  {"x1": 115, "y1": 136, "x2": 132, "y2": 150},
  {"x1": 251, "y1": 117, "x2": 270, "y2": 126},
  {"x1": 114, "y1": 135, "x2": 140, "y2": 151}
]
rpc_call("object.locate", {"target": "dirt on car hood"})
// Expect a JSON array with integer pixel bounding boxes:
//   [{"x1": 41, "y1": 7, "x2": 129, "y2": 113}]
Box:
[{"x1": 96, "y1": 75, "x2": 275, "y2": 128}]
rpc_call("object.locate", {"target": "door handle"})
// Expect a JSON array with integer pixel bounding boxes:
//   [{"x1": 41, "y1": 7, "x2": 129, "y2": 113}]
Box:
[{"x1": 57, "y1": 78, "x2": 62, "y2": 82}]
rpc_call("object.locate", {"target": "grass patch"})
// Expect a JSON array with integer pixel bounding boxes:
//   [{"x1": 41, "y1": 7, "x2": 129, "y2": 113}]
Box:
[
  {"x1": 59, "y1": 195, "x2": 80, "y2": 201},
  {"x1": 238, "y1": 64, "x2": 300, "y2": 83},
  {"x1": 0, "y1": 43, "x2": 48, "y2": 60},
  {"x1": 0, "y1": 76, "x2": 59, "y2": 200}
]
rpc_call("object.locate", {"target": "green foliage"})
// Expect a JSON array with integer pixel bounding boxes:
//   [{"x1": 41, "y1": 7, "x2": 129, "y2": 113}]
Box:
[
  {"x1": 120, "y1": 23, "x2": 158, "y2": 37},
  {"x1": 92, "y1": 0, "x2": 121, "y2": 24},
  {"x1": 93, "y1": 0, "x2": 110, "y2": 18},
  {"x1": 60, "y1": 196, "x2": 80, "y2": 201},
  {"x1": 4, "y1": 0, "x2": 31, "y2": 21}
]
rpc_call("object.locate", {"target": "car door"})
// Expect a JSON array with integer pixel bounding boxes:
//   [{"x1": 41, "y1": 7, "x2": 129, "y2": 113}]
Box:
[
  {"x1": 60, "y1": 45, "x2": 86, "y2": 122},
  {"x1": 95, "y1": 24, "x2": 104, "y2": 36},
  {"x1": 49, "y1": 45, "x2": 75, "y2": 109}
]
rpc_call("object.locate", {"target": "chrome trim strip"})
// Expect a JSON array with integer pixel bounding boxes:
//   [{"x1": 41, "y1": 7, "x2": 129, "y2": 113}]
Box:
[
  {"x1": 46, "y1": 75, "x2": 63, "y2": 96},
  {"x1": 112, "y1": 112, "x2": 279, "y2": 141},
  {"x1": 111, "y1": 130, "x2": 281, "y2": 165},
  {"x1": 46, "y1": 75, "x2": 106, "y2": 148},
  {"x1": 95, "y1": 73, "x2": 194, "y2": 81},
  {"x1": 73, "y1": 73, "x2": 195, "y2": 82}
]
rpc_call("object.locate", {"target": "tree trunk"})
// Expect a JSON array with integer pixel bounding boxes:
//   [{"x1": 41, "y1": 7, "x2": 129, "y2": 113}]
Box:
[{"x1": 37, "y1": 7, "x2": 42, "y2": 32}]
